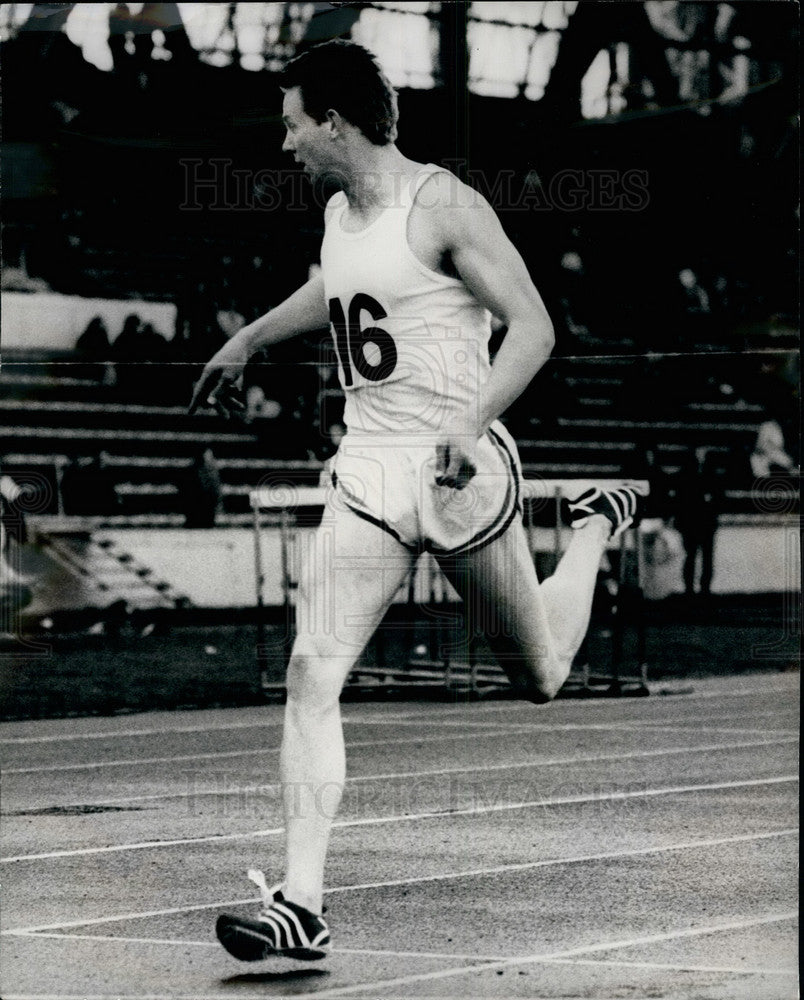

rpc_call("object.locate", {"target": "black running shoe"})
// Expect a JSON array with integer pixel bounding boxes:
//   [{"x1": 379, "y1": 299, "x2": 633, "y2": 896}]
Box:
[
  {"x1": 216, "y1": 870, "x2": 331, "y2": 962},
  {"x1": 568, "y1": 484, "x2": 646, "y2": 539}
]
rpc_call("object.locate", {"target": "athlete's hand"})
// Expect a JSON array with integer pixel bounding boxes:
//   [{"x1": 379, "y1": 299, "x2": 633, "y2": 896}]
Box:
[
  {"x1": 188, "y1": 336, "x2": 249, "y2": 418},
  {"x1": 435, "y1": 416, "x2": 480, "y2": 490}
]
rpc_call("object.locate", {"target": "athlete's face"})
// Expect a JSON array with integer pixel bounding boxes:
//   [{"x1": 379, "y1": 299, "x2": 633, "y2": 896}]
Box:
[{"x1": 281, "y1": 87, "x2": 332, "y2": 181}]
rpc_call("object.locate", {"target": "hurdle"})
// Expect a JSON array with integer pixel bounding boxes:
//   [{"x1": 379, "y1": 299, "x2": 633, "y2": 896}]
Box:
[{"x1": 250, "y1": 479, "x2": 650, "y2": 698}]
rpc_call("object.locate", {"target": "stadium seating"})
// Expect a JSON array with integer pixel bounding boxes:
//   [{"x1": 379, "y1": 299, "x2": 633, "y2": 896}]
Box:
[{"x1": 1, "y1": 347, "x2": 797, "y2": 522}]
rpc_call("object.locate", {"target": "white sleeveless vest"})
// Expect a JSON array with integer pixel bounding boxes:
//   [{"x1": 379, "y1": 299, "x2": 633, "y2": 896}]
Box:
[{"x1": 320, "y1": 165, "x2": 492, "y2": 435}]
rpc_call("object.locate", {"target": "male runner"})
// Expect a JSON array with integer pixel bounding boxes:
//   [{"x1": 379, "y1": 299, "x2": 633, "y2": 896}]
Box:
[{"x1": 189, "y1": 39, "x2": 643, "y2": 962}]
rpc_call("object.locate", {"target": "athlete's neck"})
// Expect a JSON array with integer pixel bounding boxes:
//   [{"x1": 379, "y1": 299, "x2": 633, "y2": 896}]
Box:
[{"x1": 339, "y1": 144, "x2": 419, "y2": 213}]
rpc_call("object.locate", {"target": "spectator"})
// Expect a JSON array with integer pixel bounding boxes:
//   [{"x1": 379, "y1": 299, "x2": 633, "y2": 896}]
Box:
[
  {"x1": 628, "y1": 446, "x2": 672, "y2": 519},
  {"x1": 112, "y1": 315, "x2": 172, "y2": 403},
  {"x1": 108, "y1": 3, "x2": 132, "y2": 75},
  {"x1": 750, "y1": 419, "x2": 799, "y2": 478},
  {"x1": 216, "y1": 299, "x2": 245, "y2": 342},
  {"x1": 75, "y1": 316, "x2": 112, "y2": 382},
  {"x1": 140, "y1": 322, "x2": 169, "y2": 360},
  {"x1": 111, "y1": 313, "x2": 144, "y2": 399},
  {"x1": 672, "y1": 447, "x2": 725, "y2": 597},
  {"x1": 139, "y1": 322, "x2": 171, "y2": 404},
  {"x1": 181, "y1": 449, "x2": 223, "y2": 529},
  {"x1": 244, "y1": 383, "x2": 283, "y2": 426},
  {"x1": 557, "y1": 249, "x2": 591, "y2": 343},
  {"x1": 243, "y1": 349, "x2": 316, "y2": 459},
  {"x1": 677, "y1": 268, "x2": 712, "y2": 349}
]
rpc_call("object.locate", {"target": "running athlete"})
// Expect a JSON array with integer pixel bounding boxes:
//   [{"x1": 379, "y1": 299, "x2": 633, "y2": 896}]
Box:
[{"x1": 189, "y1": 39, "x2": 644, "y2": 962}]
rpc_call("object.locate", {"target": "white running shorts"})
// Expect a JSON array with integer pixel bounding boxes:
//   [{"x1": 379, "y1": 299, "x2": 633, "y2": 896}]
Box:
[{"x1": 329, "y1": 420, "x2": 522, "y2": 557}]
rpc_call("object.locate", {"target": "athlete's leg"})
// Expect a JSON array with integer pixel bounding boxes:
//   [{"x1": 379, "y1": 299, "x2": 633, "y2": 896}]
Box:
[
  {"x1": 281, "y1": 503, "x2": 414, "y2": 914},
  {"x1": 438, "y1": 514, "x2": 612, "y2": 703}
]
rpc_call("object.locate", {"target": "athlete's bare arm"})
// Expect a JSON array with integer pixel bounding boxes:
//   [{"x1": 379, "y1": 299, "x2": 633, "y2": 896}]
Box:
[
  {"x1": 418, "y1": 172, "x2": 554, "y2": 486},
  {"x1": 188, "y1": 271, "x2": 328, "y2": 416}
]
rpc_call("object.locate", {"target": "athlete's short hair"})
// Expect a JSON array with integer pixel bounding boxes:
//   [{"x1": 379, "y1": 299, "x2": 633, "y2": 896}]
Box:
[{"x1": 279, "y1": 40, "x2": 399, "y2": 146}]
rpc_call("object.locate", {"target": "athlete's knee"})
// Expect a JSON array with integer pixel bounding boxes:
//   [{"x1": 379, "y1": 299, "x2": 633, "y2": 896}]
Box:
[
  {"x1": 285, "y1": 652, "x2": 342, "y2": 714},
  {"x1": 518, "y1": 651, "x2": 569, "y2": 704},
  {"x1": 516, "y1": 673, "x2": 559, "y2": 705},
  {"x1": 526, "y1": 674, "x2": 562, "y2": 704}
]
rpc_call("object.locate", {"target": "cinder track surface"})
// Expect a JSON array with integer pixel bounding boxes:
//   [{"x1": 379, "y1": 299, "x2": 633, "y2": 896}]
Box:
[{"x1": 1, "y1": 673, "x2": 798, "y2": 999}]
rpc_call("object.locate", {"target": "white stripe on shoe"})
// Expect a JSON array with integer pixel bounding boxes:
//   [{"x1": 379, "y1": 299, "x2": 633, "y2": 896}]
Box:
[
  {"x1": 311, "y1": 928, "x2": 331, "y2": 949},
  {"x1": 259, "y1": 912, "x2": 288, "y2": 949},
  {"x1": 272, "y1": 902, "x2": 309, "y2": 946}
]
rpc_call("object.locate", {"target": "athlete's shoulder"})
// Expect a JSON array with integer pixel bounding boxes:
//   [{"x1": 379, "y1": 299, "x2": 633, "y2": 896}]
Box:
[
  {"x1": 413, "y1": 167, "x2": 498, "y2": 248},
  {"x1": 413, "y1": 167, "x2": 486, "y2": 213},
  {"x1": 324, "y1": 190, "x2": 347, "y2": 221}
]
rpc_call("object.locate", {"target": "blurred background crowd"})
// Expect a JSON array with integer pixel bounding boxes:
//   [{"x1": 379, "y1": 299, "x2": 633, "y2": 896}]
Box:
[{"x1": 1, "y1": 1, "x2": 799, "y2": 520}]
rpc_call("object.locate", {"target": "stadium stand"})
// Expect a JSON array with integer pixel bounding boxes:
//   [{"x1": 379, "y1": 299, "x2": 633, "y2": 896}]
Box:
[{"x1": 1, "y1": 345, "x2": 796, "y2": 524}]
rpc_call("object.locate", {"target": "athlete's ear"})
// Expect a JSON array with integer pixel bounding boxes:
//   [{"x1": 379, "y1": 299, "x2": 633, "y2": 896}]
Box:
[{"x1": 325, "y1": 108, "x2": 344, "y2": 137}]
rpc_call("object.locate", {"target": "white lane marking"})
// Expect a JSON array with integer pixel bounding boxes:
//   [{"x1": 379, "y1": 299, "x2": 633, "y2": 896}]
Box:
[
  {"x1": 9, "y1": 735, "x2": 797, "y2": 810},
  {"x1": 373, "y1": 698, "x2": 800, "y2": 725},
  {"x1": 6, "y1": 931, "x2": 218, "y2": 948},
  {"x1": 1, "y1": 773, "x2": 797, "y2": 865},
  {"x1": 6, "y1": 932, "x2": 507, "y2": 963},
  {"x1": 4, "y1": 746, "x2": 274, "y2": 774},
  {"x1": 0, "y1": 715, "x2": 519, "y2": 747},
  {"x1": 543, "y1": 955, "x2": 798, "y2": 977},
  {"x1": 1, "y1": 680, "x2": 797, "y2": 747},
  {"x1": 0, "y1": 704, "x2": 518, "y2": 746},
  {"x1": 284, "y1": 911, "x2": 800, "y2": 999},
  {"x1": 15, "y1": 934, "x2": 796, "y2": 977},
  {"x1": 2, "y1": 775, "x2": 796, "y2": 864},
  {"x1": 335, "y1": 946, "x2": 501, "y2": 961},
  {"x1": 2, "y1": 822, "x2": 796, "y2": 936},
  {"x1": 3, "y1": 829, "x2": 796, "y2": 937},
  {"x1": 574, "y1": 708, "x2": 800, "y2": 730},
  {"x1": 0, "y1": 719, "x2": 279, "y2": 746},
  {"x1": 6, "y1": 709, "x2": 798, "y2": 775},
  {"x1": 1, "y1": 725, "x2": 531, "y2": 774},
  {"x1": 644, "y1": 727, "x2": 800, "y2": 737},
  {"x1": 657, "y1": 682, "x2": 800, "y2": 701}
]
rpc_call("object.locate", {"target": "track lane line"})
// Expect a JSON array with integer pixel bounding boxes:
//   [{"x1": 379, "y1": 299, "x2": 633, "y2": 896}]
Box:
[
  {"x1": 6, "y1": 709, "x2": 798, "y2": 774},
  {"x1": 7, "y1": 734, "x2": 797, "y2": 810},
  {"x1": 0, "y1": 719, "x2": 282, "y2": 746},
  {"x1": 8, "y1": 932, "x2": 796, "y2": 977},
  {"x1": 3, "y1": 827, "x2": 796, "y2": 934},
  {"x1": 0, "y1": 715, "x2": 524, "y2": 747},
  {"x1": 6, "y1": 931, "x2": 218, "y2": 949},
  {"x1": 5, "y1": 932, "x2": 507, "y2": 963},
  {"x1": 2, "y1": 775, "x2": 796, "y2": 863},
  {"x1": 348, "y1": 699, "x2": 801, "y2": 726},
  {"x1": 2, "y1": 692, "x2": 797, "y2": 750},
  {"x1": 282, "y1": 911, "x2": 800, "y2": 999},
  {"x1": 1, "y1": 725, "x2": 533, "y2": 774},
  {"x1": 542, "y1": 955, "x2": 797, "y2": 977}
]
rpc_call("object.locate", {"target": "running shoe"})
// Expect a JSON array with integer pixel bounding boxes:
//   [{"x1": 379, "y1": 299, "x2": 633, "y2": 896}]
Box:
[
  {"x1": 216, "y1": 870, "x2": 331, "y2": 961},
  {"x1": 568, "y1": 484, "x2": 646, "y2": 539}
]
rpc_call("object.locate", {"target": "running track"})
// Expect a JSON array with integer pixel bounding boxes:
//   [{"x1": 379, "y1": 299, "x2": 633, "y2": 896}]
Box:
[{"x1": 1, "y1": 672, "x2": 798, "y2": 999}]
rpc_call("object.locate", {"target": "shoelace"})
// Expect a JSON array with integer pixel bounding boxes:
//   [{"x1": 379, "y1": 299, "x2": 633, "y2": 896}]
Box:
[
  {"x1": 247, "y1": 868, "x2": 284, "y2": 914},
  {"x1": 247, "y1": 868, "x2": 329, "y2": 917}
]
